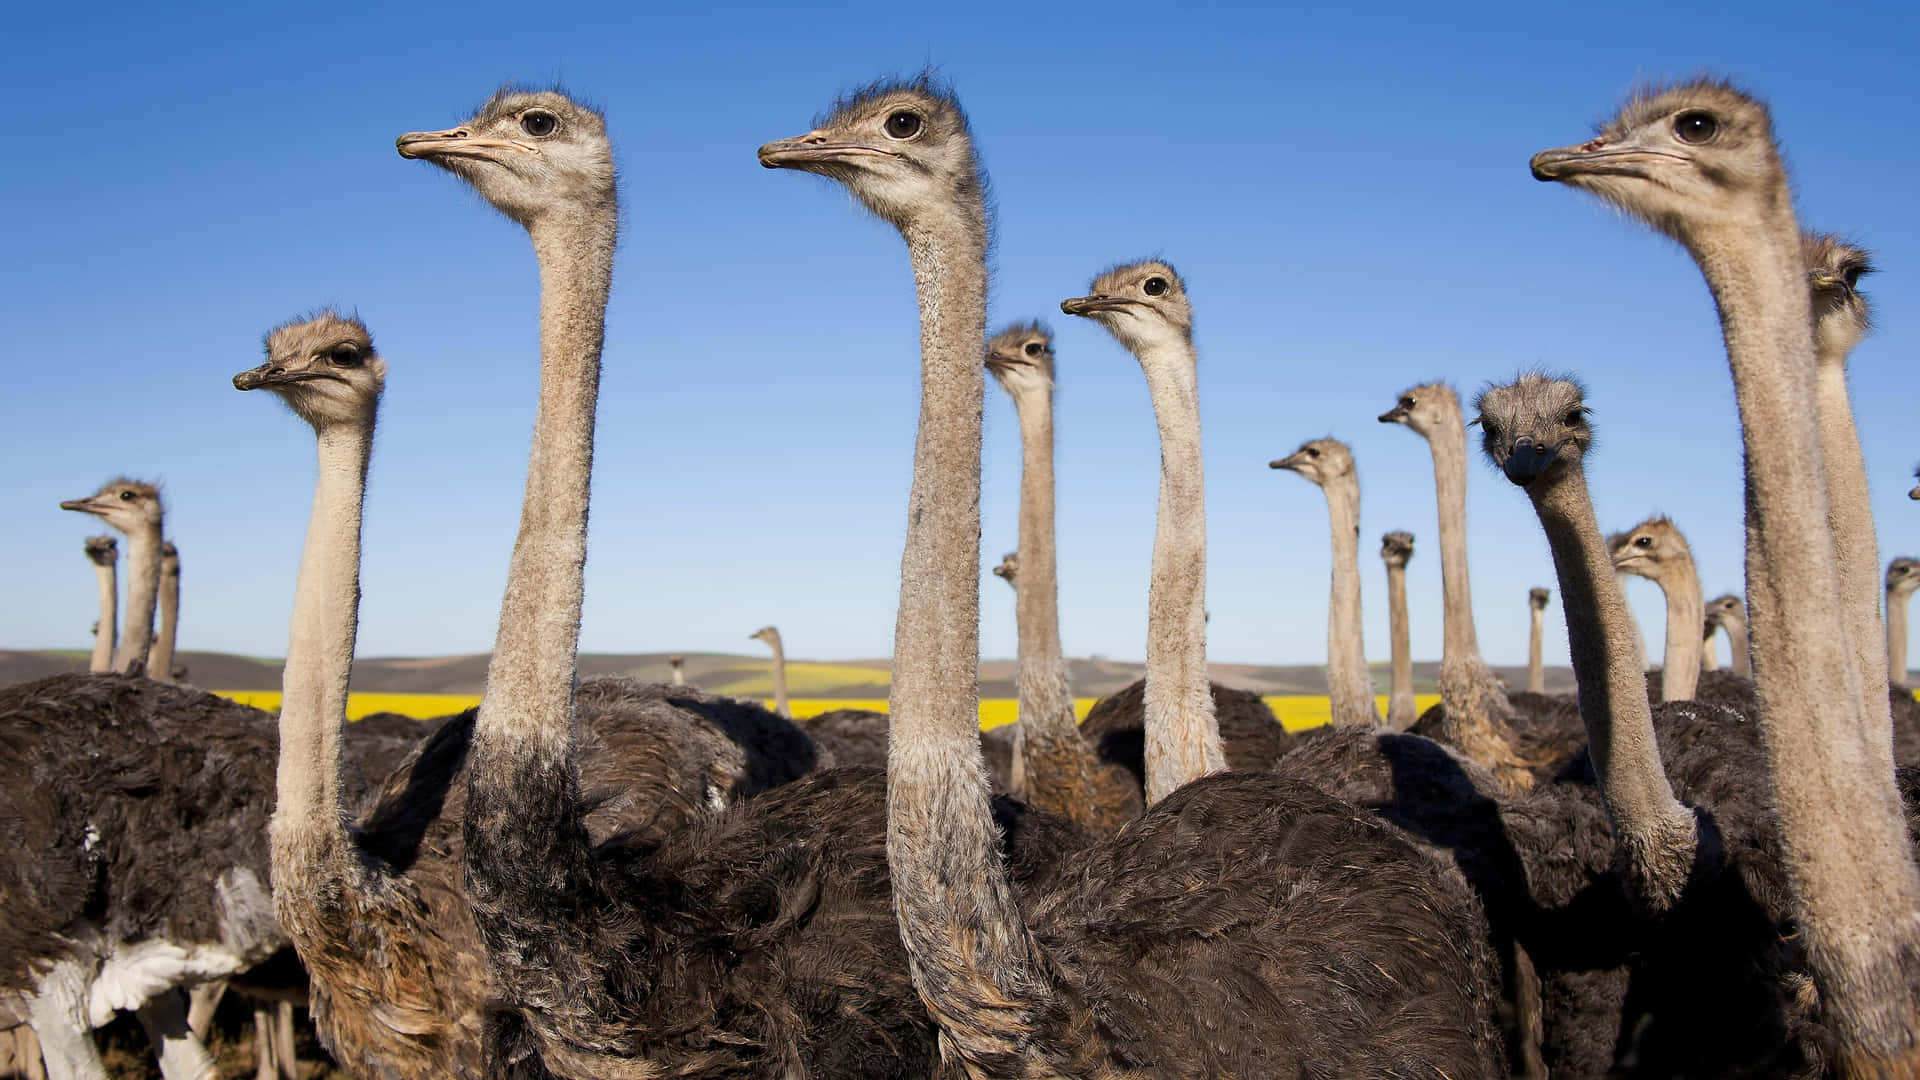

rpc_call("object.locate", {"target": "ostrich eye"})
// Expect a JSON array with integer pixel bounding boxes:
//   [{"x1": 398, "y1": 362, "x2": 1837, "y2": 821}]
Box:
[
  {"x1": 330, "y1": 345, "x2": 362, "y2": 366},
  {"x1": 1142, "y1": 277, "x2": 1169, "y2": 297},
  {"x1": 1400, "y1": 397, "x2": 1415, "y2": 409},
  {"x1": 520, "y1": 111, "x2": 558, "y2": 138},
  {"x1": 1565, "y1": 409, "x2": 1586, "y2": 425},
  {"x1": 1306, "y1": 447, "x2": 1320, "y2": 458},
  {"x1": 118, "y1": 490, "x2": 135, "y2": 501},
  {"x1": 884, "y1": 111, "x2": 923, "y2": 139},
  {"x1": 1673, "y1": 111, "x2": 1717, "y2": 144},
  {"x1": 1023, "y1": 342, "x2": 1043, "y2": 357},
  {"x1": 1635, "y1": 536, "x2": 1653, "y2": 548}
]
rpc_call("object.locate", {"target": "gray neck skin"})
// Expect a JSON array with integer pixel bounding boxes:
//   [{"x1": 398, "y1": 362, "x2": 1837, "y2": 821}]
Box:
[
  {"x1": 1724, "y1": 610, "x2": 1750, "y2": 679},
  {"x1": 1816, "y1": 332, "x2": 1893, "y2": 777},
  {"x1": 1690, "y1": 217, "x2": 1920, "y2": 1054},
  {"x1": 885, "y1": 212, "x2": 1061, "y2": 1068},
  {"x1": 90, "y1": 560, "x2": 117, "y2": 674},
  {"x1": 1138, "y1": 340, "x2": 1226, "y2": 802},
  {"x1": 1318, "y1": 473, "x2": 1380, "y2": 726},
  {"x1": 764, "y1": 633, "x2": 790, "y2": 717},
  {"x1": 114, "y1": 520, "x2": 161, "y2": 673},
  {"x1": 1890, "y1": 582, "x2": 1914, "y2": 690},
  {"x1": 1650, "y1": 556, "x2": 1703, "y2": 702},
  {"x1": 1385, "y1": 559, "x2": 1415, "y2": 728},
  {"x1": 472, "y1": 209, "x2": 613, "y2": 768},
  {"x1": 1528, "y1": 462, "x2": 1698, "y2": 910},
  {"x1": 1701, "y1": 622, "x2": 1720, "y2": 672},
  {"x1": 1527, "y1": 603, "x2": 1546, "y2": 693},
  {"x1": 148, "y1": 557, "x2": 178, "y2": 684},
  {"x1": 1007, "y1": 378, "x2": 1075, "y2": 740},
  {"x1": 1427, "y1": 413, "x2": 1483, "y2": 666},
  {"x1": 271, "y1": 419, "x2": 373, "y2": 878}
]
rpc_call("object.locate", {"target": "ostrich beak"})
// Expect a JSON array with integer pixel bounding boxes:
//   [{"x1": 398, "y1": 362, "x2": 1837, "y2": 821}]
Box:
[
  {"x1": 1060, "y1": 295, "x2": 1131, "y2": 316},
  {"x1": 1529, "y1": 140, "x2": 1687, "y2": 182},
  {"x1": 396, "y1": 128, "x2": 526, "y2": 161},
  {"x1": 60, "y1": 496, "x2": 106, "y2": 515},
  {"x1": 1270, "y1": 453, "x2": 1306, "y2": 471},
  {"x1": 1378, "y1": 405, "x2": 1409, "y2": 424},
  {"x1": 1500, "y1": 437, "x2": 1558, "y2": 485},
  {"x1": 757, "y1": 135, "x2": 894, "y2": 170},
  {"x1": 233, "y1": 364, "x2": 335, "y2": 391}
]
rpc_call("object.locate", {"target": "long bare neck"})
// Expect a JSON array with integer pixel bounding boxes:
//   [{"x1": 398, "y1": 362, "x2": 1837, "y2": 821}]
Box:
[
  {"x1": 271, "y1": 421, "x2": 374, "y2": 875},
  {"x1": 1321, "y1": 476, "x2": 1378, "y2": 726},
  {"x1": 1891, "y1": 586, "x2": 1913, "y2": 690},
  {"x1": 1693, "y1": 215, "x2": 1920, "y2": 1054},
  {"x1": 766, "y1": 635, "x2": 789, "y2": 717},
  {"x1": 885, "y1": 210, "x2": 1055, "y2": 1067},
  {"x1": 1725, "y1": 611, "x2": 1750, "y2": 679},
  {"x1": 90, "y1": 561, "x2": 116, "y2": 674},
  {"x1": 148, "y1": 562, "x2": 178, "y2": 684},
  {"x1": 1010, "y1": 384, "x2": 1075, "y2": 740},
  {"x1": 1816, "y1": 342, "x2": 1892, "y2": 768},
  {"x1": 1386, "y1": 561, "x2": 1415, "y2": 728},
  {"x1": 1701, "y1": 621, "x2": 1720, "y2": 672},
  {"x1": 1139, "y1": 344, "x2": 1225, "y2": 802},
  {"x1": 1527, "y1": 605, "x2": 1546, "y2": 694},
  {"x1": 473, "y1": 209, "x2": 614, "y2": 764},
  {"x1": 1529, "y1": 463, "x2": 1697, "y2": 910},
  {"x1": 1427, "y1": 417, "x2": 1483, "y2": 666},
  {"x1": 115, "y1": 521, "x2": 161, "y2": 673},
  {"x1": 1652, "y1": 561, "x2": 1703, "y2": 701}
]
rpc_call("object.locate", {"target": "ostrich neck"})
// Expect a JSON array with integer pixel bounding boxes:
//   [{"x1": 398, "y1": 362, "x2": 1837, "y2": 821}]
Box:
[
  {"x1": 1426, "y1": 419, "x2": 1483, "y2": 666},
  {"x1": 473, "y1": 210, "x2": 613, "y2": 762},
  {"x1": 148, "y1": 562, "x2": 178, "y2": 684},
  {"x1": 1652, "y1": 561, "x2": 1702, "y2": 701},
  {"x1": 1529, "y1": 463, "x2": 1697, "y2": 908},
  {"x1": 1527, "y1": 606, "x2": 1546, "y2": 694},
  {"x1": 1815, "y1": 353, "x2": 1891, "y2": 770},
  {"x1": 1386, "y1": 562, "x2": 1415, "y2": 728},
  {"x1": 271, "y1": 421, "x2": 372, "y2": 877},
  {"x1": 1010, "y1": 386, "x2": 1075, "y2": 741},
  {"x1": 1726, "y1": 614, "x2": 1750, "y2": 679},
  {"x1": 1891, "y1": 587, "x2": 1912, "y2": 689},
  {"x1": 766, "y1": 636, "x2": 789, "y2": 717},
  {"x1": 1320, "y1": 477, "x2": 1378, "y2": 726},
  {"x1": 1701, "y1": 620, "x2": 1720, "y2": 672},
  {"x1": 1692, "y1": 217, "x2": 1920, "y2": 1051},
  {"x1": 885, "y1": 212, "x2": 1054, "y2": 1067},
  {"x1": 90, "y1": 561, "x2": 117, "y2": 674},
  {"x1": 115, "y1": 520, "x2": 161, "y2": 674},
  {"x1": 1138, "y1": 345, "x2": 1226, "y2": 802}
]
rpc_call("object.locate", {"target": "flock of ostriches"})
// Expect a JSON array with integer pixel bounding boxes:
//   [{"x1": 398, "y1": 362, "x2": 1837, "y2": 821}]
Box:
[{"x1": 3, "y1": 71, "x2": 1919, "y2": 1080}]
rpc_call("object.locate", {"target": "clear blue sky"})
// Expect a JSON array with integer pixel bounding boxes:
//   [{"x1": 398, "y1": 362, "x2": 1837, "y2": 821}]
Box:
[{"x1": 3, "y1": 1, "x2": 1916, "y2": 674}]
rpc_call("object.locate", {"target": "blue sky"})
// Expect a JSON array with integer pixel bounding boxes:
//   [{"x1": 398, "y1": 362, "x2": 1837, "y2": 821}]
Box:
[{"x1": 3, "y1": 1, "x2": 1916, "y2": 674}]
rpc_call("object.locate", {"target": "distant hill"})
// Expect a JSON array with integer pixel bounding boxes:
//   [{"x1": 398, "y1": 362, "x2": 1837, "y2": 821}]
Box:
[{"x1": 0, "y1": 648, "x2": 1584, "y2": 697}]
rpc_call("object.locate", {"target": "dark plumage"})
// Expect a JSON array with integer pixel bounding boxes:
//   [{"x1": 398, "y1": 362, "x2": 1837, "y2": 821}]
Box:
[
  {"x1": 797, "y1": 706, "x2": 888, "y2": 768},
  {"x1": 1078, "y1": 678, "x2": 1294, "y2": 791}
]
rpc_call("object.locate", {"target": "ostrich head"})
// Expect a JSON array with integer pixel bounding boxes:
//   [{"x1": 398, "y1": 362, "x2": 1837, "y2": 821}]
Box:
[
  {"x1": 1890, "y1": 558, "x2": 1920, "y2": 600},
  {"x1": 397, "y1": 88, "x2": 615, "y2": 228},
  {"x1": 1529, "y1": 80, "x2": 1786, "y2": 242},
  {"x1": 1060, "y1": 260, "x2": 1193, "y2": 355},
  {"x1": 1803, "y1": 232, "x2": 1874, "y2": 363},
  {"x1": 750, "y1": 626, "x2": 781, "y2": 648},
  {"x1": 757, "y1": 75, "x2": 980, "y2": 232},
  {"x1": 1705, "y1": 594, "x2": 1746, "y2": 629},
  {"x1": 61, "y1": 479, "x2": 163, "y2": 534},
  {"x1": 1380, "y1": 531, "x2": 1414, "y2": 568},
  {"x1": 985, "y1": 322, "x2": 1055, "y2": 399},
  {"x1": 83, "y1": 535, "x2": 118, "y2": 567},
  {"x1": 1472, "y1": 374, "x2": 1594, "y2": 489},
  {"x1": 234, "y1": 311, "x2": 385, "y2": 428},
  {"x1": 1378, "y1": 382, "x2": 1463, "y2": 440},
  {"x1": 1530, "y1": 587, "x2": 1552, "y2": 611},
  {"x1": 991, "y1": 551, "x2": 1018, "y2": 587},
  {"x1": 1270, "y1": 437, "x2": 1355, "y2": 489},
  {"x1": 1607, "y1": 516, "x2": 1693, "y2": 582}
]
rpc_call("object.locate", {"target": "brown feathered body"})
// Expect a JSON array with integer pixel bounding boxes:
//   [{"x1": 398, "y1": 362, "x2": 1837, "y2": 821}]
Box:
[{"x1": 1077, "y1": 679, "x2": 1289, "y2": 817}]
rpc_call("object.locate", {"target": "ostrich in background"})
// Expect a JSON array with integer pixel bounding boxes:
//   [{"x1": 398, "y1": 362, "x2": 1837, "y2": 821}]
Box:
[
  {"x1": 987, "y1": 320, "x2": 1139, "y2": 832},
  {"x1": 1890, "y1": 558, "x2": 1917, "y2": 690},
  {"x1": 1271, "y1": 437, "x2": 1382, "y2": 727},
  {"x1": 1526, "y1": 587, "x2": 1551, "y2": 693},
  {"x1": 1705, "y1": 593, "x2": 1750, "y2": 678},
  {"x1": 749, "y1": 625, "x2": 791, "y2": 717},
  {"x1": 59, "y1": 480, "x2": 163, "y2": 676},
  {"x1": 666, "y1": 654, "x2": 686, "y2": 687},
  {"x1": 1380, "y1": 531, "x2": 1419, "y2": 728},
  {"x1": 82, "y1": 536, "x2": 117, "y2": 675},
  {"x1": 1608, "y1": 516, "x2": 1704, "y2": 702},
  {"x1": 1534, "y1": 78, "x2": 1920, "y2": 1070},
  {"x1": 990, "y1": 549, "x2": 1017, "y2": 586},
  {"x1": 147, "y1": 542, "x2": 180, "y2": 685}
]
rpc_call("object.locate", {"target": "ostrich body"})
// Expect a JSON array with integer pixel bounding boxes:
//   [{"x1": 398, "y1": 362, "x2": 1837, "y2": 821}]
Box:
[
  {"x1": 83, "y1": 537, "x2": 117, "y2": 675},
  {"x1": 988, "y1": 321, "x2": 1139, "y2": 832},
  {"x1": 1272, "y1": 438, "x2": 1382, "y2": 727},
  {"x1": 60, "y1": 480, "x2": 162, "y2": 676},
  {"x1": 1534, "y1": 80, "x2": 1920, "y2": 1068},
  {"x1": 1526, "y1": 587, "x2": 1551, "y2": 693},
  {"x1": 1891, "y1": 558, "x2": 1916, "y2": 689},
  {"x1": 1381, "y1": 531, "x2": 1418, "y2": 728},
  {"x1": 147, "y1": 543, "x2": 180, "y2": 686},
  {"x1": 1706, "y1": 593, "x2": 1750, "y2": 678},
  {"x1": 1380, "y1": 385, "x2": 1539, "y2": 789},
  {"x1": 749, "y1": 625, "x2": 791, "y2": 717},
  {"x1": 1609, "y1": 516, "x2": 1703, "y2": 702}
]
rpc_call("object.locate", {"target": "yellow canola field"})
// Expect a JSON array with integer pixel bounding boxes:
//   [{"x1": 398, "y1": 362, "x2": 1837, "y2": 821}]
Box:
[{"x1": 216, "y1": 691, "x2": 1443, "y2": 734}]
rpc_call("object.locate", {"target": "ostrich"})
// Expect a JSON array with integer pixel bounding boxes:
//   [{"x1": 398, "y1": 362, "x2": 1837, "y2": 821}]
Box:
[
  {"x1": 399, "y1": 84, "x2": 951, "y2": 1077},
  {"x1": 1271, "y1": 437, "x2": 1382, "y2": 727},
  {"x1": 59, "y1": 480, "x2": 162, "y2": 676},
  {"x1": 1380, "y1": 384, "x2": 1542, "y2": 789},
  {"x1": 748, "y1": 625, "x2": 791, "y2": 717},
  {"x1": 1533, "y1": 78, "x2": 1920, "y2": 1070},
  {"x1": 1911, "y1": 466, "x2": 1919, "y2": 500},
  {"x1": 769, "y1": 72, "x2": 1502, "y2": 1069},
  {"x1": 666, "y1": 654, "x2": 686, "y2": 687},
  {"x1": 1890, "y1": 558, "x2": 1917, "y2": 689},
  {"x1": 1608, "y1": 516, "x2": 1703, "y2": 702},
  {"x1": 1381, "y1": 531, "x2": 1419, "y2": 728},
  {"x1": 990, "y1": 550, "x2": 1017, "y2": 585},
  {"x1": 82, "y1": 536, "x2": 117, "y2": 675},
  {"x1": 987, "y1": 320, "x2": 1140, "y2": 832},
  {"x1": 147, "y1": 543, "x2": 179, "y2": 686},
  {"x1": 1705, "y1": 593, "x2": 1750, "y2": 677},
  {"x1": 1526, "y1": 587, "x2": 1551, "y2": 693}
]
